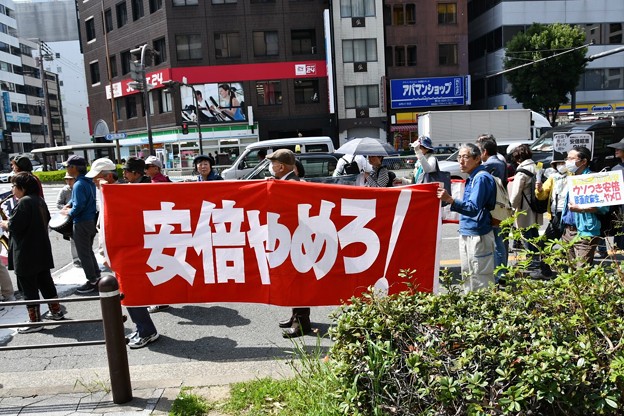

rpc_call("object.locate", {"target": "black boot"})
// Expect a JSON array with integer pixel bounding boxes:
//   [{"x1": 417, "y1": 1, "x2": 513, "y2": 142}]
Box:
[{"x1": 282, "y1": 316, "x2": 312, "y2": 338}]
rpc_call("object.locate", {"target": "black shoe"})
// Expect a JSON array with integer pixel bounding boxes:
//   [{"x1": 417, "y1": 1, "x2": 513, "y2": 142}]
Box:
[
  {"x1": 278, "y1": 315, "x2": 294, "y2": 328},
  {"x1": 282, "y1": 320, "x2": 312, "y2": 338},
  {"x1": 76, "y1": 281, "x2": 98, "y2": 294}
]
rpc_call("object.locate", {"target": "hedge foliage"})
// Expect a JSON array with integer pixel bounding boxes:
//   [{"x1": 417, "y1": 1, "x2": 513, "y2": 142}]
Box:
[
  {"x1": 33, "y1": 166, "x2": 123, "y2": 183},
  {"x1": 325, "y1": 243, "x2": 624, "y2": 415}
]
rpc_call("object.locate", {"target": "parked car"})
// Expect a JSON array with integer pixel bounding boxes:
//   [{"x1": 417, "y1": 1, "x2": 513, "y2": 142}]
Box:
[
  {"x1": 0, "y1": 171, "x2": 12, "y2": 183},
  {"x1": 530, "y1": 118, "x2": 624, "y2": 172},
  {"x1": 438, "y1": 151, "x2": 468, "y2": 180}
]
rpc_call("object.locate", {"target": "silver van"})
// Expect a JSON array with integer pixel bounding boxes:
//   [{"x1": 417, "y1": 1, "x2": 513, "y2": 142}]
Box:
[{"x1": 221, "y1": 136, "x2": 335, "y2": 179}]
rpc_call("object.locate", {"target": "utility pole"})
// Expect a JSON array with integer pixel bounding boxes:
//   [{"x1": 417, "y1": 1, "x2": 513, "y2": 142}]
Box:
[
  {"x1": 129, "y1": 44, "x2": 158, "y2": 156},
  {"x1": 37, "y1": 41, "x2": 54, "y2": 148}
]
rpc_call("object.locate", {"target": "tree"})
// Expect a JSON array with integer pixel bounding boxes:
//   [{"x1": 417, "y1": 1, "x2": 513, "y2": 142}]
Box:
[{"x1": 503, "y1": 23, "x2": 588, "y2": 125}]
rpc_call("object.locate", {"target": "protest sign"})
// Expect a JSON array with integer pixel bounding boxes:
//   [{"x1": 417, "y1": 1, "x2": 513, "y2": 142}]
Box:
[
  {"x1": 552, "y1": 132, "x2": 594, "y2": 161},
  {"x1": 567, "y1": 170, "x2": 624, "y2": 208},
  {"x1": 101, "y1": 180, "x2": 441, "y2": 307}
]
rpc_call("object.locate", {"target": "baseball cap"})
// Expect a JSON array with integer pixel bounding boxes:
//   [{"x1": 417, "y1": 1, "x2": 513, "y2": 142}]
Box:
[
  {"x1": 12, "y1": 155, "x2": 33, "y2": 172},
  {"x1": 266, "y1": 149, "x2": 296, "y2": 166},
  {"x1": 63, "y1": 155, "x2": 87, "y2": 167},
  {"x1": 145, "y1": 155, "x2": 163, "y2": 169},
  {"x1": 123, "y1": 157, "x2": 146, "y2": 173},
  {"x1": 86, "y1": 158, "x2": 116, "y2": 178}
]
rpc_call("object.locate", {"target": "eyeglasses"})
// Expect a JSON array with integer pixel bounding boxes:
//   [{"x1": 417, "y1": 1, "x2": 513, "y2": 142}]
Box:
[{"x1": 456, "y1": 155, "x2": 474, "y2": 161}]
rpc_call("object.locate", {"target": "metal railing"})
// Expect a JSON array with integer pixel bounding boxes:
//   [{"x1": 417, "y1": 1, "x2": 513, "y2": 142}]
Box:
[{"x1": 0, "y1": 275, "x2": 132, "y2": 404}]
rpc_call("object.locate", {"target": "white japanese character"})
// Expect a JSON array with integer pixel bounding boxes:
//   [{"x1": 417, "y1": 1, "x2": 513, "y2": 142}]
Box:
[{"x1": 337, "y1": 199, "x2": 379, "y2": 274}]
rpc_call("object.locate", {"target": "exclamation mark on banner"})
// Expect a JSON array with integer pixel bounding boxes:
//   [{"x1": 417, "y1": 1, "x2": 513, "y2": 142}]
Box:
[{"x1": 374, "y1": 189, "x2": 412, "y2": 295}]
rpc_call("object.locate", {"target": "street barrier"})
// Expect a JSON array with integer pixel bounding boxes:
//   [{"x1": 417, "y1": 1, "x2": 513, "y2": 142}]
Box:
[{"x1": 0, "y1": 274, "x2": 132, "y2": 404}]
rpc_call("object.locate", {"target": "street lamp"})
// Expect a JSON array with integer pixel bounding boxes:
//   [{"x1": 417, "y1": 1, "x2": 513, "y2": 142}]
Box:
[
  {"x1": 163, "y1": 78, "x2": 204, "y2": 155},
  {"x1": 129, "y1": 44, "x2": 159, "y2": 156}
]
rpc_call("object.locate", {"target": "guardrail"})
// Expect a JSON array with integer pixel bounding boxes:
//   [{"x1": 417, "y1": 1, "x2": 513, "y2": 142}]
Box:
[{"x1": 0, "y1": 275, "x2": 132, "y2": 404}]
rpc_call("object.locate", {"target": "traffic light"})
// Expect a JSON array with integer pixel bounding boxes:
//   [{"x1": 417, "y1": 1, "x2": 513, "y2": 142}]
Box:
[
  {"x1": 130, "y1": 60, "x2": 145, "y2": 82},
  {"x1": 181, "y1": 122, "x2": 189, "y2": 135}
]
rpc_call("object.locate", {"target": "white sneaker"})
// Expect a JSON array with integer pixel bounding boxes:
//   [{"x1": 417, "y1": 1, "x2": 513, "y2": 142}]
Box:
[
  {"x1": 128, "y1": 332, "x2": 159, "y2": 349},
  {"x1": 17, "y1": 323, "x2": 44, "y2": 334}
]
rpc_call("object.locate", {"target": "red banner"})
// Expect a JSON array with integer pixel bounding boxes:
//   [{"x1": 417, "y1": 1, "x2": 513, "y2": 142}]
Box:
[{"x1": 101, "y1": 181, "x2": 441, "y2": 307}]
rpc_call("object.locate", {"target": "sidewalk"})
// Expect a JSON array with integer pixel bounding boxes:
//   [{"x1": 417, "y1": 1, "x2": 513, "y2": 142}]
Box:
[{"x1": 0, "y1": 259, "x2": 294, "y2": 415}]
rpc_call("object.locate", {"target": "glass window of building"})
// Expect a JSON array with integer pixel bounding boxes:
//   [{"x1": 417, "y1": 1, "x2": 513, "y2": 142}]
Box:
[
  {"x1": 89, "y1": 61, "x2": 100, "y2": 85},
  {"x1": 109, "y1": 55, "x2": 118, "y2": 78},
  {"x1": 256, "y1": 81, "x2": 282, "y2": 105},
  {"x1": 85, "y1": 18, "x2": 96, "y2": 42},
  {"x1": 391, "y1": 4, "x2": 414, "y2": 25},
  {"x1": 175, "y1": 34, "x2": 202, "y2": 60},
  {"x1": 149, "y1": 0, "x2": 163, "y2": 13},
  {"x1": 438, "y1": 43, "x2": 458, "y2": 65},
  {"x1": 159, "y1": 89, "x2": 173, "y2": 113},
  {"x1": 342, "y1": 39, "x2": 377, "y2": 62},
  {"x1": 115, "y1": 99, "x2": 123, "y2": 121},
  {"x1": 121, "y1": 50, "x2": 131, "y2": 74},
  {"x1": 116, "y1": 2, "x2": 127, "y2": 28},
  {"x1": 153, "y1": 38, "x2": 167, "y2": 64},
  {"x1": 215, "y1": 32, "x2": 241, "y2": 58},
  {"x1": 131, "y1": 0, "x2": 144, "y2": 20},
  {"x1": 437, "y1": 3, "x2": 457, "y2": 24},
  {"x1": 172, "y1": 0, "x2": 199, "y2": 5},
  {"x1": 126, "y1": 95, "x2": 137, "y2": 119},
  {"x1": 212, "y1": 0, "x2": 237, "y2": 4},
  {"x1": 344, "y1": 85, "x2": 378, "y2": 108},
  {"x1": 406, "y1": 45, "x2": 417, "y2": 66},
  {"x1": 291, "y1": 29, "x2": 316, "y2": 55},
  {"x1": 394, "y1": 46, "x2": 405, "y2": 66},
  {"x1": 253, "y1": 31, "x2": 279, "y2": 56},
  {"x1": 340, "y1": 0, "x2": 375, "y2": 18},
  {"x1": 294, "y1": 79, "x2": 319, "y2": 104},
  {"x1": 609, "y1": 23, "x2": 623, "y2": 44},
  {"x1": 104, "y1": 9, "x2": 113, "y2": 33}
]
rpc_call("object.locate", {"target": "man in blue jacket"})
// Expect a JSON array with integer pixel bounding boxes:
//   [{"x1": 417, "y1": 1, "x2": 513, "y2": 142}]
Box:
[
  {"x1": 560, "y1": 146, "x2": 610, "y2": 265},
  {"x1": 62, "y1": 155, "x2": 100, "y2": 294},
  {"x1": 437, "y1": 143, "x2": 496, "y2": 293}
]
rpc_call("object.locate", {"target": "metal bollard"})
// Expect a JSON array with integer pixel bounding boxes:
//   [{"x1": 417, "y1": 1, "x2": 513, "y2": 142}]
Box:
[{"x1": 99, "y1": 274, "x2": 133, "y2": 404}]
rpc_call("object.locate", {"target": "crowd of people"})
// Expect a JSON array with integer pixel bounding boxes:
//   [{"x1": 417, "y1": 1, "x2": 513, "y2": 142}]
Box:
[
  {"x1": 437, "y1": 134, "x2": 623, "y2": 293},
  {"x1": 2, "y1": 138, "x2": 623, "y2": 344}
]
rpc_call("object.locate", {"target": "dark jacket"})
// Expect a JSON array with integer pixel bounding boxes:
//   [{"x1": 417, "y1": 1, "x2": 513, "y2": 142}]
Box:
[{"x1": 8, "y1": 195, "x2": 54, "y2": 275}]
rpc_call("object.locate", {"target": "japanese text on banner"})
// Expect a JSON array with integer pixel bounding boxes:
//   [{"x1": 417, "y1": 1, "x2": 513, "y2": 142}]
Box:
[{"x1": 567, "y1": 170, "x2": 624, "y2": 208}]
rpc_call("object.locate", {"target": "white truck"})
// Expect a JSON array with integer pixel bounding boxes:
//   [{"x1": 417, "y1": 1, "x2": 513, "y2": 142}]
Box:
[{"x1": 417, "y1": 109, "x2": 551, "y2": 148}]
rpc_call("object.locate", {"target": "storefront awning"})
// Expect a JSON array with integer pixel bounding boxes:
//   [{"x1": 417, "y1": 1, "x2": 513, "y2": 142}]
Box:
[{"x1": 390, "y1": 124, "x2": 418, "y2": 132}]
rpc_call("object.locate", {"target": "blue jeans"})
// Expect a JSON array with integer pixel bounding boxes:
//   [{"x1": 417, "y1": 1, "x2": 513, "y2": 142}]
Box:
[
  {"x1": 492, "y1": 226, "x2": 508, "y2": 282},
  {"x1": 127, "y1": 307, "x2": 157, "y2": 337}
]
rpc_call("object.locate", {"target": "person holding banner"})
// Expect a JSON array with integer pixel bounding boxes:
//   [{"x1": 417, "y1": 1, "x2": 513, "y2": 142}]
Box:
[
  {"x1": 608, "y1": 139, "x2": 624, "y2": 252},
  {"x1": 561, "y1": 146, "x2": 610, "y2": 265},
  {"x1": 437, "y1": 143, "x2": 496, "y2": 293},
  {"x1": 266, "y1": 149, "x2": 313, "y2": 338},
  {"x1": 194, "y1": 155, "x2": 224, "y2": 182}
]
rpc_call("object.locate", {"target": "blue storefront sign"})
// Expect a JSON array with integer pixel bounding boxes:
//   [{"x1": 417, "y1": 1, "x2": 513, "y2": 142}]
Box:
[
  {"x1": 5, "y1": 113, "x2": 31, "y2": 123},
  {"x1": 390, "y1": 76, "x2": 470, "y2": 109},
  {"x1": 2, "y1": 92, "x2": 10, "y2": 113}
]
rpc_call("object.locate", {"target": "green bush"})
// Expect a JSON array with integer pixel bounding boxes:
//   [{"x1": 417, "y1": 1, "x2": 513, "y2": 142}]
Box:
[
  {"x1": 323, "y1": 241, "x2": 624, "y2": 415},
  {"x1": 34, "y1": 165, "x2": 123, "y2": 183}
]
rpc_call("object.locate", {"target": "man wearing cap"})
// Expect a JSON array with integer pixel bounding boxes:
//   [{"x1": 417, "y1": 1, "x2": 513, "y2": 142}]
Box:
[
  {"x1": 62, "y1": 155, "x2": 101, "y2": 294},
  {"x1": 267, "y1": 150, "x2": 312, "y2": 338},
  {"x1": 56, "y1": 172, "x2": 80, "y2": 267},
  {"x1": 145, "y1": 156, "x2": 171, "y2": 183},
  {"x1": 123, "y1": 157, "x2": 151, "y2": 184}
]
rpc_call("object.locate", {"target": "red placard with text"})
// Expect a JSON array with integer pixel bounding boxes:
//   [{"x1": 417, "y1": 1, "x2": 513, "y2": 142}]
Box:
[{"x1": 101, "y1": 181, "x2": 441, "y2": 307}]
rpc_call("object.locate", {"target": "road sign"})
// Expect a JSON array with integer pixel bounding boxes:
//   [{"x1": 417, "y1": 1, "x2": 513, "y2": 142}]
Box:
[{"x1": 105, "y1": 133, "x2": 127, "y2": 140}]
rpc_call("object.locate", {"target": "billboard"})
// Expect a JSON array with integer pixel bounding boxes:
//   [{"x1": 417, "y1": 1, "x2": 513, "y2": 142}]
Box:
[
  {"x1": 181, "y1": 82, "x2": 246, "y2": 123},
  {"x1": 390, "y1": 76, "x2": 470, "y2": 109}
]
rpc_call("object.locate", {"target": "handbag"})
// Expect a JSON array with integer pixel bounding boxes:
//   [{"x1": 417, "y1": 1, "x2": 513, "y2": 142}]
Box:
[{"x1": 422, "y1": 158, "x2": 451, "y2": 195}]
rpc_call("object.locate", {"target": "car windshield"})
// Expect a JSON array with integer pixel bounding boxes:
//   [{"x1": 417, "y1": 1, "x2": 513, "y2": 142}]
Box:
[
  {"x1": 530, "y1": 135, "x2": 553, "y2": 152},
  {"x1": 444, "y1": 150, "x2": 459, "y2": 161}
]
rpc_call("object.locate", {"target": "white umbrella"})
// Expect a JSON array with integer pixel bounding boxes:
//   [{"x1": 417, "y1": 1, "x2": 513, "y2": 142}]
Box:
[{"x1": 336, "y1": 138, "x2": 396, "y2": 156}]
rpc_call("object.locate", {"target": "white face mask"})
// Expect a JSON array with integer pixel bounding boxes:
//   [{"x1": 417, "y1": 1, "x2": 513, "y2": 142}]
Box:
[
  {"x1": 268, "y1": 164, "x2": 276, "y2": 177},
  {"x1": 565, "y1": 161, "x2": 579, "y2": 174},
  {"x1": 556, "y1": 165, "x2": 568, "y2": 174}
]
